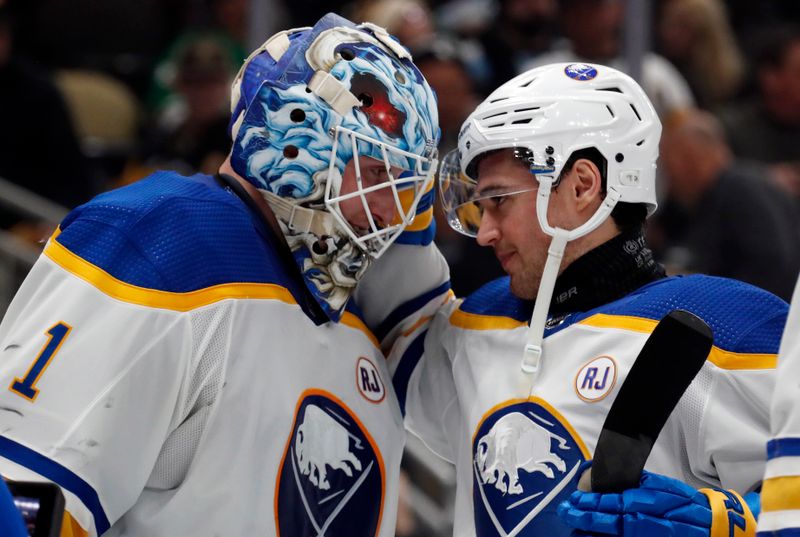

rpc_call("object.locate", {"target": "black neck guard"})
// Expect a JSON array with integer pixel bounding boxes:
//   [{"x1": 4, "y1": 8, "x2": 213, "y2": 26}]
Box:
[{"x1": 549, "y1": 227, "x2": 666, "y2": 317}]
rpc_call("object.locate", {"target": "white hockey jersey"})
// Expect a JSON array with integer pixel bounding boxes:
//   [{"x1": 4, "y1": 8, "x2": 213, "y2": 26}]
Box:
[
  {"x1": 395, "y1": 274, "x2": 787, "y2": 537},
  {"x1": 0, "y1": 171, "x2": 450, "y2": 537},
  {"x1": 758, "y1": 276, "x2": 800, "y2": 536}
]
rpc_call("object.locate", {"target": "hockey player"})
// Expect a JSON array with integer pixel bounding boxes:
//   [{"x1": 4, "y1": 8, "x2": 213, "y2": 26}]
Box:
[
  {"x1": 757, "y1": 276, "x2": 800, "y2": 537},
  {"x1": 0, "y1": 14, "x2": 449, "y2": 537},
  {"x1": 392, "y1": 63, "x2": 786, "y2": 537}
]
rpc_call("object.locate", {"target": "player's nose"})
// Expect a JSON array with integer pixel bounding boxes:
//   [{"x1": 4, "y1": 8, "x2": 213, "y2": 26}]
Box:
[
  {"x1": 476, "y1": 212, "x2": 500, "y2": 246},
  {"x1": 367, "y1": 188, "x2": 397, "y2": 229}
]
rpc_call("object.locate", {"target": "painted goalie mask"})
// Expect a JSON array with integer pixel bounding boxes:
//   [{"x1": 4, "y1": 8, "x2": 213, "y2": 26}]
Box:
[{"x1": 229, "y1": 13, "x2": 440, "y2": 321}]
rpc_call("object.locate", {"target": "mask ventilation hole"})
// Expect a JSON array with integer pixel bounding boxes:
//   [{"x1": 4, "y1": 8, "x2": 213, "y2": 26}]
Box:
[
  {"x1": 630, "y1": 104, "x2": 642, "y2": 121},
  {"x1": 489, "y1": 96, "x2": 509, "y2": 103},
  {"x1": 598, "y1": 87, "x2": 622, "y2": 93},
  {"x1": 312, "y1": 240, "x2": 328, "y2": 254},
  {"x1": 290, "y1": 109, "x2": 306, "y2": 122},
  {"x1": 636, "y1": 140, "x2": 645, "y2": 146},
  {"x1": 512, "y1": 118, "x2": 532, "y2": 124},
  {"x1": 283, "y1": 145, "x2": 299, "y2": 159},
  {"x1": 358, "y1": 93, "x2": 373, "y2": 107},
  {"x1": 394, "y1": 71, "x2": 406, "y2": 84},
  {"x1": 340, "y1": 48, "x2": 355, "y2": 61},
  {"x1": 606, "y1": 105, "x2": 615, "y2": 118}
]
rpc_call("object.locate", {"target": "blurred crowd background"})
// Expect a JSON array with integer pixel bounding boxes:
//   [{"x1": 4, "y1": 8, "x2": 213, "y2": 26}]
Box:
[{"x1": 0, "y1": 0, "x2": 798, "y2": 533}]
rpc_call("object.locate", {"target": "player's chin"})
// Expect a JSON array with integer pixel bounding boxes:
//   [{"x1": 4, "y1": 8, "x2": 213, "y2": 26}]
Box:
[{"x1": 509, "y1": 274, "x2": 538, "y2": 300}]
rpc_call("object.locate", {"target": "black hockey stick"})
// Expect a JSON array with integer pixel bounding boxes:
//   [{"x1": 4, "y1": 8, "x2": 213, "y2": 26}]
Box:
[{"x1": 584, "y1": 309, "x2": 713, "y2": 493}]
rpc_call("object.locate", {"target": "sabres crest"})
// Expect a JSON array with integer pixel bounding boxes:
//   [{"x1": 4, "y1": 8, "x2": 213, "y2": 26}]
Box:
[
  {"x1": 276, "y1": 390, "x2": 384, "y2": 536},
  {"x1": 472, "y1": 398, "x2": 588, "y2": 537}
]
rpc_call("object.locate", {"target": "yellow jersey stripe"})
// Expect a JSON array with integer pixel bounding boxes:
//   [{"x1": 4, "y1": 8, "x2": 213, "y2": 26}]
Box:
[
  {"x1": 447, "y1": 309, "x2": 776, "y2": 370},
  {"x1": 449, "y1": 308, "x2": 527, "y2": 330},
  {"x1": 44, "y1": 236, "x2": 379, "y2": 348},
  {"x1": 390, "y1": 180, "x2": 434, "y2": 227},
  {"x1": 403, "y1": 206, "x2": 433, "y2": 232},
  {"x1": 61, "y1": 511, "x2": 89, "y2": 537},
  {"x1": 340, "y1": 314, "x2": 380, "y2": 349},
  {"x1": 44, "y1": 238, "x2": 298, "y2": 311},
  {"x1": 580, "y1": 314, "x2": 777, "y2": 370},
  {"x1": 762, "y1": 476, "x2": 800, "y2": 512}
]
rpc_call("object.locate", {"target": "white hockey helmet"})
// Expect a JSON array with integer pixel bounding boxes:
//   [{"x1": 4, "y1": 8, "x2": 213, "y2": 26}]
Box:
[
  {"x1": 440, "y1": 62, "x2": 661, "y2": 238},
  {"x1": 439, "y1": 63, "x2": 662, "y2": 393}
]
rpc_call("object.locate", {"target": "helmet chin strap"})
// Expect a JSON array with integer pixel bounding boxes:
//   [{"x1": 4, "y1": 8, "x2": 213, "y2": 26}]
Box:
[
  {"x1": 261, "y1": 189, "x2": 340, "y2": 238},
  {"x1": 517, "y1": 175, "x2": 622, "y2": 398}
]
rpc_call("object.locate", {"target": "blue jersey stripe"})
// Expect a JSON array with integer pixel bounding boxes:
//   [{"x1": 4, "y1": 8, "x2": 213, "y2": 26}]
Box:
[
  {"x1": 0, "y1": 436, "x2": 110, "y2": 535},
  {"x1": 374, "y1": 281, "x2": 450, "y2": 343},
  {"x1": 393, "y1": 330, "x2": 427, "y2": 417},
  {"x1": 767, "y1": 438, "x2": 800, "y2": 459},
  {"x1": 396, "y1": 220, "x2": 436, "y2": 246}
]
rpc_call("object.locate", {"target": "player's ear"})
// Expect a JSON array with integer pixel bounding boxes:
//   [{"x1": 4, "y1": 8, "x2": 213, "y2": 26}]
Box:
[{"x1": 569, "y1": 159, "x2": 604, "y2": 212}]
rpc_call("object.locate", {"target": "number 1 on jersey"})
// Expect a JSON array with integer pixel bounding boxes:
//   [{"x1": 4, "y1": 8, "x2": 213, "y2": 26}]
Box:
[{"x1": 10, "y1": 322, "x2": 72, "y2": 401}]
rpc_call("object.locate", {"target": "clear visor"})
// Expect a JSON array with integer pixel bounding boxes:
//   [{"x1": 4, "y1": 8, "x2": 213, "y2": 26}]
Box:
[
  {"x1": 439, "y1": 149, "x2": 538, "y2": 237},
  {"x1": 326, "y1": 126, "x2": 437, "y2": 258}
]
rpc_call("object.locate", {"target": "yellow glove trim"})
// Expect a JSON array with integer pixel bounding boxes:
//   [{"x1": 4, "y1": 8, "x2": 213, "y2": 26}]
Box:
[{"x1": 699, "y1": 488, "x2": 756, "y2": 537}]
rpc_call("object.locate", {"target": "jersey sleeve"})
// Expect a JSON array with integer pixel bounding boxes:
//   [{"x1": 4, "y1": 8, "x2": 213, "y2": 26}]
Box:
[
  {"x1": 644, "y1": 288, "x2": 785, "y2": 496},
  {"x1": 353, "y1": 241, "x2": 451, "y2": 353},
  {"x1": 758, "y1": 278, "x2": 800, "y2": 535},
  {"x1": 0, "y1": 254, "x2": 220, "y2": 536},
  {"x1": 693, "y1": 363, "x2": 775, "y2": 492},
  {"x1": 388, "y1": 300, "x2": 461, "y2": 463}
]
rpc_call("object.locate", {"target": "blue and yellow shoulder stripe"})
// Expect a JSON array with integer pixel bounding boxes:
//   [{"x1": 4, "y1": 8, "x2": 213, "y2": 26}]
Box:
[
  {"x1": 46, "y1": 171, "x2": 377, "y2": 344},
  {"x1": 450, "y1": 276, "x2": 533, "y2": 330},
  {"x1": 449, "y1": 275, "x2": 787, "y2": 370}
]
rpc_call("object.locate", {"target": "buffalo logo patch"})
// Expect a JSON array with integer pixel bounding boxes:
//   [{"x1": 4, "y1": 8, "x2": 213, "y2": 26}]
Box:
[
  {"x1": 472, "y1": 398, "x2": 588, "y2": 536},
  {"x1": 276, "y1": 390, "x2": 384, "y2": 536}
]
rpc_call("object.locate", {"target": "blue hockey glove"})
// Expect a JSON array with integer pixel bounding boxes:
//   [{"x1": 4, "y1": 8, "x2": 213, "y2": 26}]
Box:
[{"x1": 557, "y1": 469, "x2": 759, "y2": 537}]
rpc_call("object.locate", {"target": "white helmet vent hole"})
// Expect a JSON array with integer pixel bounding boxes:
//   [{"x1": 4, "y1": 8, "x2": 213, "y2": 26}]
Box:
[
  {"x1": 630, "y1": 104, "x2": 642, "y2": 121},
  {"x1": 606, "y1": 105, "x2": 615, "y2": 118},
  {"x1": 512, "y1": 118, "x2": 533, "y2": 125}
]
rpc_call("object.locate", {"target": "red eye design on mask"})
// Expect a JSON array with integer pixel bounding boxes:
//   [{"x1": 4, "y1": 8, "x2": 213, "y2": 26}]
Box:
[{"x1": 350, "y1": 72, "x2": 406, "y2": 138}]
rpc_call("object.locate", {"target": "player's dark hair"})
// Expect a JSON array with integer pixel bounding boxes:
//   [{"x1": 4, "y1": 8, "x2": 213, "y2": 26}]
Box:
[{"x1": 558, "y1": 147, "x2": 647, "y2": 232}]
